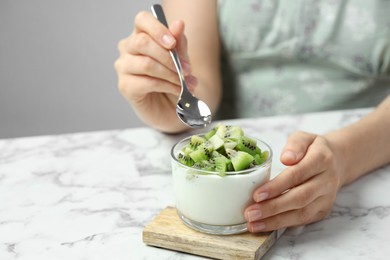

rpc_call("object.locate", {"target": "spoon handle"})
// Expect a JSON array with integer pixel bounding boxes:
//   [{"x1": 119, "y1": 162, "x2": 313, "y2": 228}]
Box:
[
  {"x1": 151, "y1": 4, "x2": 168, "y2": 27},
  {"x1": 151, "y1": 4, "x2": 185, "y2": 81},
  {"x1": 151, "y1": 4, "x2": 212, "y2": 128}
]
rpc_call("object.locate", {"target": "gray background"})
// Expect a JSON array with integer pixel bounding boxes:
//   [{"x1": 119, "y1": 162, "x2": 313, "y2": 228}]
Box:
[{"x1": 0, "y1": 0, "x2": 159, "y2": 138}]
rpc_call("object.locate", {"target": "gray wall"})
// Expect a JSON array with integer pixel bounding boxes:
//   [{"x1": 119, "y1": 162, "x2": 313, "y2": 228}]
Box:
[{"x1": 0, "y1": 0, "x2": 159, "y2": 138}]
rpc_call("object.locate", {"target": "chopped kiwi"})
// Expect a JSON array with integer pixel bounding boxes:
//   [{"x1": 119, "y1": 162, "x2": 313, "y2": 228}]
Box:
[
  {"x1": 224, "y1": 140, "x2": 237, "y2": 150},
  {"x1": 226, "y1": 149, "x2": 254, "y2": 171},
  {"x1": 210, "y1": 152, "x2": 231, "y2": 172},
  {"x1": 253, "y1": 151, "x2": 269, "y2": 165},
  {"x1": 204, "y1": 126, "x2": 218, "y2": 140},
  {"x1": 189, "y1": 147, "x2": 209, "y2": 163},
  {"x1": 176, "y1": 124, "x2": 269, "y2": 175},
  {"x1": 193, "y1": 160, "x2": 215, "y2": 171},
  {"x1": 189, "y1": 142, "x2": 213, "y2": 162},
  {"x1": 261, "y1": 150, "x2": 269, "y2": 161},
  {"x1": 253, "y1": 154, "x2": 264, "y2": 165},
  {"x1": 183, "y1": 146, "x2": 195, "y2": 156},
  {"x1": 190, "y1": 135, "x2": 206, "y2": 148},
  {"x1": 208, "y1": 134, "x2": 224, "y2": 150},
  {"x1": 236, "y1": 136, "x2": 258, "y2": 156},
  {"x1": 215, "y1": 125, "x2": 244, "y2": 140},
  {"x1": 178, "y1": 153, "x2": 195, "y2": 167}
]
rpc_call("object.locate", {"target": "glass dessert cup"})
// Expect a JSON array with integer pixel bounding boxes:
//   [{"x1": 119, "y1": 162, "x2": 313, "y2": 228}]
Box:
[{"x1": 171, "y1": 136, "x2": 272, "y2": 235}]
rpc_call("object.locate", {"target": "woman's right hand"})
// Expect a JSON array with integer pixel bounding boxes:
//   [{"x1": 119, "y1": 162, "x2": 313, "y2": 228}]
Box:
[{"x1": 114, "y1": 11, "x2": 196, "y2": 133}]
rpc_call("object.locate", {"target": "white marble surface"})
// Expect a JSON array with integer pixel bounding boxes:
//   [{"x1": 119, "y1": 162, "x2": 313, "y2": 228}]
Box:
[{"x1": 0, "y1": 108, "x2": 389, "y2": 260}]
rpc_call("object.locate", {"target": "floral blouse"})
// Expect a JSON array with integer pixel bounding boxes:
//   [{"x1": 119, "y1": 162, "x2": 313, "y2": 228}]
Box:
[{"x1": 217, "y1": 0, "x2": 390, "y2": 119}]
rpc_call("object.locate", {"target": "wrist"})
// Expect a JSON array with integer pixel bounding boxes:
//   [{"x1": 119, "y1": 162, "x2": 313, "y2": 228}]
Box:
[{"x1": 324, "y1": 130, "x2": 352, "y2": 188}]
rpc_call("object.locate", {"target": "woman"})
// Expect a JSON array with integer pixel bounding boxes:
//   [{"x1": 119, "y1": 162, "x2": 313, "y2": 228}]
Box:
[{"x1": 114, "y1": 0, "x2": 390, "y2": 232}]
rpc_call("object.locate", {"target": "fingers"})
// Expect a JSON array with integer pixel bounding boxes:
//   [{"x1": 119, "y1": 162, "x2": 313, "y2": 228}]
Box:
[
  {"x1": 115, "y1": 52, "x2": 180, "y2": 86},
  {"x1": 123, "y1": 31, "x2": 191, "y2": 78},
  {"x1": 134, "y1": 11, "x2": 176, "y2": 49},
  {"x1": 118, "y1": 74, "x2": 181, "y2": 102},
  {"x1": 115, "y1": 51, "x2": 197, "y2": 97},
  {"x1": 133, "y1": 11, "x2": 190, "y2": 70},
  {"x1": 246, "y1": 195, "x2": 332, "y2": 232},
  {"x1": 253, "y1": 158, "x2": 324, "y2": 202},
  {"x1": 281, "y1": 131, "x2": 317, "y2": 165},
  {"x1": 253, "y1": 142, "x2": 331, "y2": 203},
  {"x1": 124, "y1": 32, "x2": 177, "y2": 72},
  {"x1": 115, "y1": 11, "x2": 194, "y2": 94},
  {"x1": 245, "y1": 171, "x2": 328, "y2": 222},
  {"x1": 245, "y1": 134, "x2": 340, "y2": 232}
]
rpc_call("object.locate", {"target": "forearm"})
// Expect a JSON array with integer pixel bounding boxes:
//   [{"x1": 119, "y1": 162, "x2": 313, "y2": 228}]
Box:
[{"x1": 326, "y1": 95, "x2": 390, "y2": 186}]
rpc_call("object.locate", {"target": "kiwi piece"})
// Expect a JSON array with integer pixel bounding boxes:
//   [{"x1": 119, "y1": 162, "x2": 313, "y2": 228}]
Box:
[
  {"x1": 183, "y1": 146, "x2": 195, "y2": 156},
  {"x1": 216, "y1": 139, "x2": 236, "y2": 157},
  {"x1": 208, "y1": 134, "x2": 224, "y2": 150},
  {"x1": 253, "y1": 154, "x2": 263, "y2": 165},
  {"x1": 178, "y1": 153, "x2": 195, "y2": 167},
  {"x1": 236, "y1": 136, "x2": 258, "y2": 156},
  {"x1": 190, "y1": 135, "x2": 206, "y2": 148},
  {"x1": 228, "y1": 126, "x2": 244, "y2": 139},
  {"x1": 214, "y1": 124, "x2": 226, "y2": 138},
  {"x1": 212, "y1": 157, "x2": 229, "y2": 172},
  {"x1": 204, "y1": 126, "x2": 218, "y2": 140},
  {"x1": 210, "y1": 152, "x2": 231, "y2": 172},
  {"x1": 226, "y1": 161, "x2": 234, "y2": 171},
  {"x1": 189, "y1": 148, "x2": 209, "y2": 163},
  {"x1": 261, "y1": 150, "x2": 269, "y2": 161},
  {"x1": 216, "y1": 125, "x2": 244, "y2": 140},
  {"x1": 189, "y1": 142, "x2": 213, "y2": 163},
  {"x1": 193, "y1": 160, "x2": 215, "y2": 171},
  {"x1": 254, "y1": 151, "x2": 269, "y2": 165},
  {"x1": 203, "y1": 141, "x2": 214, "y2": 155},
  {"x1": 224, "y1": 140, "x2": 237, "y2": 150},
  {"x1": 226, "y1": 149, "x2": 254, "y2": 171}
]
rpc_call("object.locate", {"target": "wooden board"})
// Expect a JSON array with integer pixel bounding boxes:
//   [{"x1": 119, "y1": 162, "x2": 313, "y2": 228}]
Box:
[{"x1": 143, "y1": 206, "x2": 283, "y2": 260}]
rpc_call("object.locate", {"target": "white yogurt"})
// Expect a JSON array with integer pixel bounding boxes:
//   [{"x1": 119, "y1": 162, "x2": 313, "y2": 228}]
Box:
[
  {"x1": 172, "y1": 163, "x2": 271, "y2": 225},
  {"x1": 171, "y1": 137, "x2": 272, "y2": 227}
]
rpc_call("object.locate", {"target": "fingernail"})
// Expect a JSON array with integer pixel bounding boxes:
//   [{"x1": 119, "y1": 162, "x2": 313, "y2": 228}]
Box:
[
  {"x1": 254, "y1": 192, "x2": 268, "y2": 202},
  {"x1": 252, "y1": 222, "x2": 266, "y2": 232},
  {"x1": 162, "y1": 34, "x2": 175, "y2": 48},
  {"x1": 283, "y1": 150, "x2": 297, "y2": 161},
  {"x1": 247, "y1": 210, "x2": 262, "y2": 222}
]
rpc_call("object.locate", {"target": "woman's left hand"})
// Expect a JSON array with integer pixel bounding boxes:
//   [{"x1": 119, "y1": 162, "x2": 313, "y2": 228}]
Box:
[{"x1": 244, "y1": 131, "x2": 344, "y2": 232}]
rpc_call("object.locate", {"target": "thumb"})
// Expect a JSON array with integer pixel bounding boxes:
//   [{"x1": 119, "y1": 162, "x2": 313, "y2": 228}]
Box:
[{"x1": 281, "y1": 131, "x2": 317, "y2": 166}]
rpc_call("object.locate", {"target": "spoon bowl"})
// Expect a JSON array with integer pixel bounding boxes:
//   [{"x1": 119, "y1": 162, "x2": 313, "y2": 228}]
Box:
[{"x1": 151, "y1": 4, "x2": 212, "y2": 128}]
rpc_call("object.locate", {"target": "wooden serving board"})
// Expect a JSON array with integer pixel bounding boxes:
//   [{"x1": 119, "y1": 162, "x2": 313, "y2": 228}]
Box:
[{"x1": 143, "y1": 206, "x2": 283, "y2": 260}]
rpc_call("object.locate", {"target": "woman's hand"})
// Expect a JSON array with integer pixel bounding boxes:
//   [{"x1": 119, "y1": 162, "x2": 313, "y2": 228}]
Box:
[
  {"x1": 244, "y1": 131, "x2": 344, "y2": 232},
  {"x1": 114, "y1": 11, "x2": 196, "y2": 133},
  {"x1": 245, "y1": 96, "x2": 390, "y2": 232}
]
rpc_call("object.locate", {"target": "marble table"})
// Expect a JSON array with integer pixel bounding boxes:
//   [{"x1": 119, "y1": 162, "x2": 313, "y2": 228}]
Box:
[{"x1": 0, "y1": 108, "x2": 389, "y2": 260}]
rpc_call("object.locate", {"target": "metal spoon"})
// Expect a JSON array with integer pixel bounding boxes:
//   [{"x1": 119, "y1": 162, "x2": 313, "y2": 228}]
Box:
[{"x1": 151, "y1": 4, "x2": 212, "y2": 129}]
